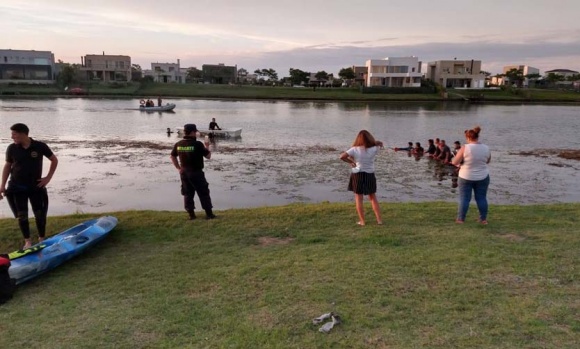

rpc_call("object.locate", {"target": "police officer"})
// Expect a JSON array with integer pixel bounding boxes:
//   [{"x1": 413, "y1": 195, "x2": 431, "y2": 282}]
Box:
[
  {"x1": 170, "y1": 124, "x2": 216, "y2": 220},
  {"x1": 0, "y1": 123, "x2": 58, "y2": 249}
]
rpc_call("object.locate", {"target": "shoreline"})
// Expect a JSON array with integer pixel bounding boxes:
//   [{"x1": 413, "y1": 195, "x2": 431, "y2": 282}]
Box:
[{"x1": 2, "y1": 94, "x2": 580, "y2": 104}]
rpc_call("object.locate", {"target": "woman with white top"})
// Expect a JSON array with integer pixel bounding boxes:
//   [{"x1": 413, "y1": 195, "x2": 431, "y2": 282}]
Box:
[
  {"x1": 452, "y1": 126, "x2": 491, "y2": 224},
  {"x1": 340, "y1": 130, "x2": 384, "y2": 226}
]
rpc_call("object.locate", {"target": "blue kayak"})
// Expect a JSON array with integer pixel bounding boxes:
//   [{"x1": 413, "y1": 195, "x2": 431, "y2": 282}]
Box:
[{"x1": 8, "y1": 216, "x2": 118, "y2": 285}]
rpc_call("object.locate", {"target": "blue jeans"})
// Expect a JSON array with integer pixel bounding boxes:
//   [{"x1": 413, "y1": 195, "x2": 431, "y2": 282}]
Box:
[{"x1": 457, "y1": 175, "x2": 490, "y2": 221}]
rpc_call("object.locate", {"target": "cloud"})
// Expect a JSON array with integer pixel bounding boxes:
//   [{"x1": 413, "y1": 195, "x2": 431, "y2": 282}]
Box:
[{"x1": 214, "y1": 39, "x2": 580, "y2": 76}]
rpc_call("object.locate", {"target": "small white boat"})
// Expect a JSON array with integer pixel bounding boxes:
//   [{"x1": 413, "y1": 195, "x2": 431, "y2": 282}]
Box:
[
  {"x1": 176, "y1": 127, "x2": 242, "y2": 138},
  {"x1": 135, "y1": 103, "x2": 176, "y2": 112}
]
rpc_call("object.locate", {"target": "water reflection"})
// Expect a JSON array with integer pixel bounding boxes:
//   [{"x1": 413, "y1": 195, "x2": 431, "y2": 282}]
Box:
[{"x1": 0, "y1": 98, "x2": 579, "y2": 216}]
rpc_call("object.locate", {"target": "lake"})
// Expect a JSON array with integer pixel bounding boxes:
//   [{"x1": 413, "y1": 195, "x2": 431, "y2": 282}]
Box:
[{"x1": 0, "y1": 98, "x2": 579, "y2": 217}]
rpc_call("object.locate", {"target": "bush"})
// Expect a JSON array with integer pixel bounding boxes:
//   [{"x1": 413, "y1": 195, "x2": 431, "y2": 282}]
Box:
[{"x1": 361, "y1": 86, "x2": 436, "y2": 94}]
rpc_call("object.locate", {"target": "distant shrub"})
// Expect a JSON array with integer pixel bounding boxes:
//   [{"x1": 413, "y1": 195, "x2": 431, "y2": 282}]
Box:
[{"x1": 361, "y1": 86, "x2": 436, "y2": 94}]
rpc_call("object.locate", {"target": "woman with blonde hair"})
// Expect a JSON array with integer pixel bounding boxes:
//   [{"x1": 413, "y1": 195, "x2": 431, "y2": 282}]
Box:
[
  {"x1": 340, "y1": 130, "x2": 384, "y2": 226},
  {"x1": 452, "y1": 126, "x2": 491, "y2": 224}
]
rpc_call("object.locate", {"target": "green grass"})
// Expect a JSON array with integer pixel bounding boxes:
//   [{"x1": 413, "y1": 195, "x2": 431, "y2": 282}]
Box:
[
  {"x1": 1, "y1": 203, "x2": 579, "y2": 348},
  {"x1": 2, "y1": 82, "x2": 579, "y2": 102},
  {"x1": 136, "y1": 83, "x2": 441, "y2": 101}
]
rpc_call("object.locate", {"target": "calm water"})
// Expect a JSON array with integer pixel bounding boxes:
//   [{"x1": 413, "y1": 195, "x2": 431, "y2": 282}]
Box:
[{"x1": 0, "y1": 98, "x2": 579, "y2": 217}]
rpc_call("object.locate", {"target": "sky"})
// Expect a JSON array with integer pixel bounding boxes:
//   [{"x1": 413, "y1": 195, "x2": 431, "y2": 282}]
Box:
[{"x1": 1, "y1": 0, "x2": 580, "y2": 76}]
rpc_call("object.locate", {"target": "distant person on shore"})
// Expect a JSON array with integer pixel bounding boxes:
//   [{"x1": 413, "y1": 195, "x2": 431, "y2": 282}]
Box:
[
  {"x1": 340, "y1": 130, "x2": 384, "y2": 226},
  {"x1": 0, "y1": 123, "x2": 58, "y2": 249},
  {"x1": 170, "y1": 124, "x2": 216, "y2": 220},
  {"x1": 452, "y1": 126, "x2": 491, "y2": 225},
  {"x1": 157, "y1": 96, "x2": 162, "y2": 107},
  {"x1": 394, "y1": 142, "x2": 413, "y2": 151},
  {"x1": 209, "y1": 118, "x2": 222, "y2": 131}
]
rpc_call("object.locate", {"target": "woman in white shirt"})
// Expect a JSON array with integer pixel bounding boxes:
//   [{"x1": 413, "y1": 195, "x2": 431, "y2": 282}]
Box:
[
  {"x1": 340, "y1": 130, "x2": 384, "y2": 226},
  {"x1": 452, "y1": 126, "x2": 491, "y2": 224}
]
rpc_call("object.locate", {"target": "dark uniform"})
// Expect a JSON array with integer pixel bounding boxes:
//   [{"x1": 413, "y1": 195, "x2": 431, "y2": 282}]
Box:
[
  {"x1": 5, "y1": 139, "x2": 53, "y2": 239},
  {"x1": 171, "y1": 136, "x2": 214, "y2": 218},
  {"x1": 209, "y1": 121, "x2": 220, "y2": 130}
]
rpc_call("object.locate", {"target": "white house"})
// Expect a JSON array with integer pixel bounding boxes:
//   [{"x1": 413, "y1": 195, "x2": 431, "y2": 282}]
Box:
[
  {"x1": 365, "y1": 57, "x2": 422, "y2": 87},
  {"x1": 143, "y1": 59, "x2": 186, "y2": 83},
  {"x1": 0, "y1": 49, "x2": 56, "y2": 84},
  {"x1": 503, "y1": 65, "x2": 540, "y2": 87}
]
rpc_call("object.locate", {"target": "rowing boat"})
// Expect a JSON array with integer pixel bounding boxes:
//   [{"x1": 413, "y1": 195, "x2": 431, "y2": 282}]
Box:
[
  {"x1": 176, "y1": 127, "x2": 242, "y2": 138},
  {"x1": 134, "y1": 103, "x2": 176, "y2": 112}
]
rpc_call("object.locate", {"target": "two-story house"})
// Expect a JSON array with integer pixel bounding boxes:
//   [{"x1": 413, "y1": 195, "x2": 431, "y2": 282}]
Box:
[
  {"x1": 80, "y1": 53, "x2": 131, "y2": 82},
  {"x1": 365, "y1": 57, "x2": 422, "y2": 88},
  {"x1": 143, "y1": 59, "x2": 186, "y2": 83},
  {"x1": 427, "y1": 60, "x2": 485, "y2": 88},
  {"x1": 0, "y1": 49, "x2": 55, "y2": 84}
]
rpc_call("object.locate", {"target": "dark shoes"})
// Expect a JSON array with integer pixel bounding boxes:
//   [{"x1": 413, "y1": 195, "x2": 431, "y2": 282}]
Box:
[{"x1": 188, "y1": 211, "x2": 217, "y2": 220}]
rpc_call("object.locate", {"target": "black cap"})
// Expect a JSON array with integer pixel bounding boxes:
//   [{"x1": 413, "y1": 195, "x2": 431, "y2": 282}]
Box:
[{"x1": 183, "y1": 124, "x2": 197, "y2": 134}]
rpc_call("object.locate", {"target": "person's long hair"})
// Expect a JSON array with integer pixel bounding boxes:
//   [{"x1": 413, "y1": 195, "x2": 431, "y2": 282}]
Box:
[{"x1": 352, "y1": 130, "x2": 377, "y2": 148}]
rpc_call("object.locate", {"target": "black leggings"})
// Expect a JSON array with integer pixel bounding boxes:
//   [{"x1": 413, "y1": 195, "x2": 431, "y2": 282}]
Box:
[{"x1": 6, "y1": 188, "x2": 49, "y2": 239}]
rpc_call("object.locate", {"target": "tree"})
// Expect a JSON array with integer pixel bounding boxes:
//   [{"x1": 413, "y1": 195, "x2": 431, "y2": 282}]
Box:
[
  {"x1": 314, "y1": 71, "x2": 329, "y2": 80},
  {"x1": 186, "y1": 67, "x2": 202, "y2": 83},
  {"x1": 566, "y1": 73, "x2": 580, "y2": 81},
  {"x1": 546, "y1": 73, "x2": 565, "y2": 84},
  {"x1": 56, "y1": 62, "x2": 81, "y2": 88},
  {"x1": 131, "y1": 64, "x2": 143, "y2": 81},
  {"x1": 338, "y1": 67, "x2": 355, "y2": 80},
  {"x1": 504, "y1": 68, "x2": 524, "y2": 87},
  {"x1": 254, "y1": 68, "x2": 278, "y2": 83},
  {"x1": 289, "y1": 68, "x2": 309, "y2": 85}
]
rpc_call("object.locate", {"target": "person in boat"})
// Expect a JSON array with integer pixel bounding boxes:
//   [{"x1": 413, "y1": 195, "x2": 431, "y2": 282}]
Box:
[
  {"x1": 340, "y1": 130, "x2": 384, "y2": 226},
  {"x1": 394, "y1": 142, "x2": 413, "y2": 151},
  {"x1": 170, "y1": 124, "x2": 216, "y2": 220},
  {"x1": 209, "y1": 118, "x2": 221, "y2": 131},
  {"x1": 0, "y1": 123, "x2": 58, "y2": 249},
  {"x1": 158, "y1": 96, "x2": 162, "y2": 107}
]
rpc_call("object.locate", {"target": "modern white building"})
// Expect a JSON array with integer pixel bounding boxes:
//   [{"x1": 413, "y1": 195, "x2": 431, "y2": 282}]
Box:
[
  {"x1": 503, "y1": 65, "x2": 540, "y2": 87},
  {"x1": 0, "y1": 49, "x2": 56, "y2": 84},
  {"x1": 545, "y1": 69, "x2": 579, "y2": 79},
  {"x1": 365, "y1": 57, "x2": 422, "y2": 87},
  {"x1": 143, "y1": 59, "x2": 186, "y2": 83}
]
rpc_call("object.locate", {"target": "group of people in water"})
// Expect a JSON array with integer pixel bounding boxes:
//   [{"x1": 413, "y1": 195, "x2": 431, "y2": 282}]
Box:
[
  {"x1": 341, "y1": 126, "x2": 491, "y2": 226},
  {"x1": 394, "y1": 138, "x2": 462, "y2": 164}
]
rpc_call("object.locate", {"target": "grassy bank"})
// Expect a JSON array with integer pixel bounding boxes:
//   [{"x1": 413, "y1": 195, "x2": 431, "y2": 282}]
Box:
[
  {"x1": 2, "y1": 82, "x2": 579, "y2": 102},
  {"x1": 1, "y1": 203, "x2": 579, "y2": 348}
]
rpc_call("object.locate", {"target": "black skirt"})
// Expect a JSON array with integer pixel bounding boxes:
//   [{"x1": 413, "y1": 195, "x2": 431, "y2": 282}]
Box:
[{"x1": 348, "y1": 172, "x2": 377, "y2": 195}]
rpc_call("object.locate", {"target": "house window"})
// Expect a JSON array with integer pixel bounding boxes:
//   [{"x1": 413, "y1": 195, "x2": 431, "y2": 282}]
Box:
[
  {"x1": 119, "y1": 61, "x2": 125, "y2": 69},
  {"x1": 168, "y1": 67, "x2": 174, "y2": 72},
  {"x1": 3, "y1": 56, "x2": 6, "y2": 62},
  {"x1": 412, "y1": 67, "x2": 415, "y2": 72}
]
